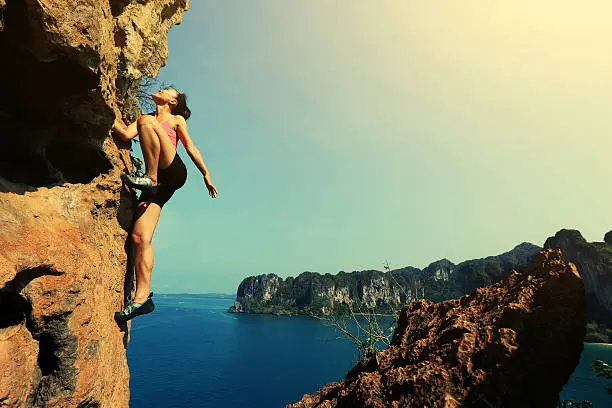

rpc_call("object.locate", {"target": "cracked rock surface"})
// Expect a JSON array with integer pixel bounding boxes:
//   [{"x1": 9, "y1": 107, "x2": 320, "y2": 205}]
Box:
[{"x1": 0, "y1": 1, "x2": 189, "y2": 407}]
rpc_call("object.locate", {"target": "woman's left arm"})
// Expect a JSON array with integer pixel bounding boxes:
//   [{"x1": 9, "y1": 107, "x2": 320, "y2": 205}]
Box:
[{"x1": 176, "y1": 116, "x2": 218, "y2": 198}]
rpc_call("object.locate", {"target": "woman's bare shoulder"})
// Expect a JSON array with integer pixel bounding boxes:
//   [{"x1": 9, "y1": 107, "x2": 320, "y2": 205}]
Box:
[{"x1": 173, "y1": 114, "x2": 187, "y2": 127}]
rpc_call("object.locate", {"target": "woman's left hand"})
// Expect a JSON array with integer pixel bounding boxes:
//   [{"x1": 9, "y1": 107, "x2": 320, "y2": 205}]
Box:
[{"x1": 204, "y1": 177, "x2": 218, "y2": 198}]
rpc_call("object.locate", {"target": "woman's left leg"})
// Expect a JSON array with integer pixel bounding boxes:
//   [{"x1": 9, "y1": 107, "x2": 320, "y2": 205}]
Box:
[
  {"x1": 136, "y1": 115, "x2": 177, "y2": 185},
  {"x1": 131, "y1": 201, "x2": 162, "y2": 303}
]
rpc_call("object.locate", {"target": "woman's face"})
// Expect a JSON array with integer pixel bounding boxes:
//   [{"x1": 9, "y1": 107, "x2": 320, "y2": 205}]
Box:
[{"x1": 152, "y1": 88, "x2": 179, "y2": 106}]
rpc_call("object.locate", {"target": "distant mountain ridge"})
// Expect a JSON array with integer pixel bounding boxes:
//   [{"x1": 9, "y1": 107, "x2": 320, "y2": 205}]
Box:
[
  {"x1": 230, "y1": 230, "x2": 612, "y2": 342},
  {"x1": 229, "y1": 242, "x2": 542, "y2": 315}
]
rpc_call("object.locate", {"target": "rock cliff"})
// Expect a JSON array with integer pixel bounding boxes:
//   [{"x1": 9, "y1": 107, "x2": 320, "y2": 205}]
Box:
[
  {"x1": 0, "y1": 1, "x2": 189, "y2": 407},
  {"x1": 232, "y1": 231, "x2": 612, "y2": 341},
  {"x1": 287, "y1": 249, "x2": 586, "y2": 408},
  {"x1": 229, "y1": 242, "x2": 541, "y2": 315},
  {"x1": 544, "y1": 229, "x2": 612, "y2": 341}
]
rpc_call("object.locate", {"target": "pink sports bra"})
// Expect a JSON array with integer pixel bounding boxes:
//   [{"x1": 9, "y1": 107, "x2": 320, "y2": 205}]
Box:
[{"x1": 161, "y1": 119, "x2": 178, "y2": 148}]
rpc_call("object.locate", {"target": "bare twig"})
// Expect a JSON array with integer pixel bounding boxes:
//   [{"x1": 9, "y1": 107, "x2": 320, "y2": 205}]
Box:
[
  {"x1": 137, "y1": 75, "x2": 175, "y2": 113},
  {"x1": 314, "y1": 260, "x2": 406, "y2": 362}
]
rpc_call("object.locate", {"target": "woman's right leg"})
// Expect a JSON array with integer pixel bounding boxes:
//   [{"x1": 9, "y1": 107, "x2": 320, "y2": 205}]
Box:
[
  {"x1": 136, "y1": 115, "x2": 177, "y2": 184},
  {"x1": 131, "y1": 201, "x2": 162, "y2": 303}
]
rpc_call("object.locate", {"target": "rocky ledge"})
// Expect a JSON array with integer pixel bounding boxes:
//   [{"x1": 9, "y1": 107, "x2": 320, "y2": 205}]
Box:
[{"x1": 287, "y1": 248, "x2": 586, "y2": 408}]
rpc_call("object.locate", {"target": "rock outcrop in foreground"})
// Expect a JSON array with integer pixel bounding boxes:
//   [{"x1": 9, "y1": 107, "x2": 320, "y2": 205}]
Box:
[
  {"x1": 0, "y1": 1, "x2": 189, "y2": 407},
  {"x1": 288, "y1": 249, "x2": 586, "y2": 408}
]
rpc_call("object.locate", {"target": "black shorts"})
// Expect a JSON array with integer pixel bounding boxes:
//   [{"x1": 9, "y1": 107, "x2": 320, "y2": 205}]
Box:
[{"x1": 139, "y1": 153, "x2": 187, "y2": 208}]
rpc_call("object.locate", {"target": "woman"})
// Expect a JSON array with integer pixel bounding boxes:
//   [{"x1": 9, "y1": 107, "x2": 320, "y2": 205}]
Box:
[{"x1": 111, "y1": 87, "x2": 218, "y2": 322}]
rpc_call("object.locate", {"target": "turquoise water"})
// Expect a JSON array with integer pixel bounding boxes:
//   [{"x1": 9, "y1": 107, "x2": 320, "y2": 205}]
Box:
[
  {"x1": 560, "y1": 343, "x2": 612, "y2": 406},
  {"x1": 127, "y1": 294, "x2": 612, "y2": 407}
]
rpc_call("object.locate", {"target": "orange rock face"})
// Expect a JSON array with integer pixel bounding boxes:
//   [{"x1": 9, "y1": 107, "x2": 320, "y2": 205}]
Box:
[
  {"x1": 0, "y1": 1, "x2": 5, "y2": 31},
  {"x1": 0, "y1": 1, "x2": 189, "y2": 407},
  {"x1": 287, "y1": 249, "x2": 586, "y2": 408}
]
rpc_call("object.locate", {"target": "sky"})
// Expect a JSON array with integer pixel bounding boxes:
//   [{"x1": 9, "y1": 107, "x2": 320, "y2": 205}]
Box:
[{"x1": 141, "y1": 0, "x2": 612, "y2": 294}]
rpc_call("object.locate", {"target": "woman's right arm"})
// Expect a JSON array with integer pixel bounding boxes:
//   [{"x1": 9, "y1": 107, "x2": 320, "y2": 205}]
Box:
[{"x1": 111, "y1": 117, "x2": 139, "y2": 141}]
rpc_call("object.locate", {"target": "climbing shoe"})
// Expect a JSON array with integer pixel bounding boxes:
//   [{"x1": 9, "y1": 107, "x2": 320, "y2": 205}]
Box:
[
  {"x1": 114, "y1": 297, "x2": 155, "y2": 323},
  {"x1": 121, "y1": 173, "x2": 158, "y2": 192}
]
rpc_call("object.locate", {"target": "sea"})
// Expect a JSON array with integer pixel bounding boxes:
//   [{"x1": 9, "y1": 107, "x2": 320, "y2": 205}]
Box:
[{"x1": 127, "y1": 294, "x2": 612, "y2": 408}]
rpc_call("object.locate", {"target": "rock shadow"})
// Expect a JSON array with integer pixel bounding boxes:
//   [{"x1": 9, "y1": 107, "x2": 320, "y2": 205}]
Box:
[
  {"x1": 115, "y1": 184, "x2": 139, "y2": 348},
  {"x1": 0, "y1": 0, "x2": 113, "y2": 194},
  {"x1": 0, "y1": 266, "x2": 78, "y2": 406}
]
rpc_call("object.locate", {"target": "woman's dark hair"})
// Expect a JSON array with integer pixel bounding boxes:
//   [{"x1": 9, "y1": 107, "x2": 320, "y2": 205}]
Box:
[{"x1": 172, "y1": 91, "x2": 191, "y2": 120}]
